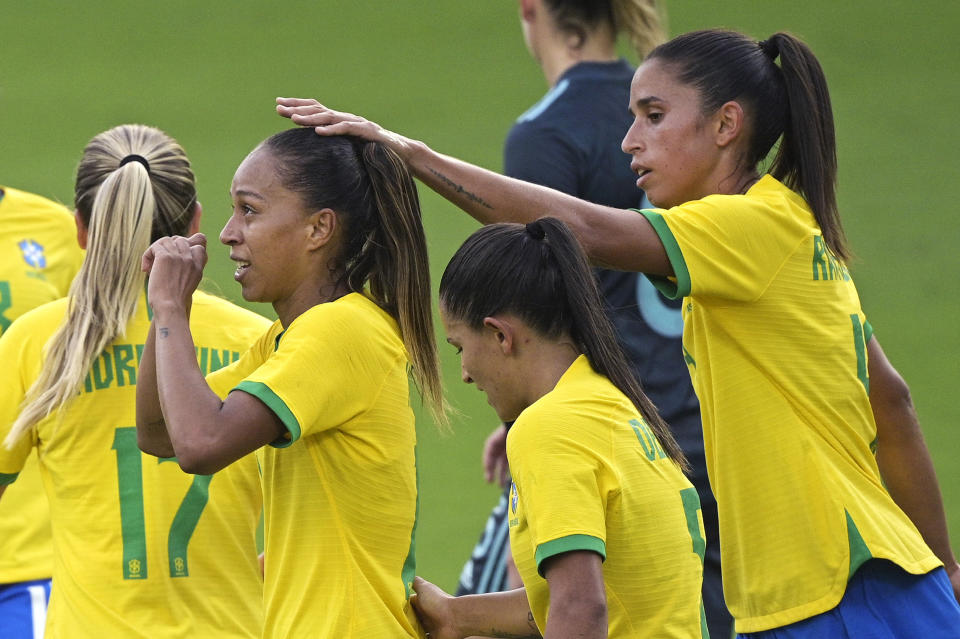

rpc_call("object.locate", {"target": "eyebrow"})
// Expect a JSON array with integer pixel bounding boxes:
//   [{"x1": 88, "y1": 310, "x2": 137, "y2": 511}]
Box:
[
  {"x1": 231, "y1": 189, "x2": 266, "y2": 201},
  {"x1": 633, "y1": 96, "x2": 664, "y2": 108}
]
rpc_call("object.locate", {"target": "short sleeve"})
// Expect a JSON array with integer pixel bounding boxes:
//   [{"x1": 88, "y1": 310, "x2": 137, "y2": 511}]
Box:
[
  {"x1": 206, "y1": 325, "x2": 277, "y2": 399},
  {"x1": 639, "y1": 194, "x2": 808, "y2": 302},
  {"x1": 508, "y1": 408, "x2": 607, "y2": 576},
  {"x1": 0, "y1": 317, "x2": 39, "y2": 481},
  {"x1": 230, "y1": 299, "x2": 403, "y2": 447}
]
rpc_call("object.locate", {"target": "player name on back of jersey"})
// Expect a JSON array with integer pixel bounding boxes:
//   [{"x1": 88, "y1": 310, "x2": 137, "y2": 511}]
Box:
[
  {"x1": 80, "y1": 343, "x2": 241, "y2": 394},
  {"x1": 812, "y1": 235, "x2": 850, "y2": 282}
]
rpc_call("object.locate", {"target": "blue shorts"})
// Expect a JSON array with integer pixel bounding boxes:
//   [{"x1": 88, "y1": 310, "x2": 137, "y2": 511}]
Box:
[
  {"x1": 738, "y1": 560, "x2": 960, "y2": 639},
  {"x1": 0, "y1": 579, "x2": 51, "y2": 639}
]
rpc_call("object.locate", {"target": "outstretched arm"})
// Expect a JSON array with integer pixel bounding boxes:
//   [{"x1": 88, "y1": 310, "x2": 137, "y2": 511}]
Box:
[
  {"x1": 868, "y1": 337, "x2": 959, "y2": 600},
  {"x1": 276, "y1": 98, "x2": 671, "y2": 276},
  {"x1": 137, "y1": 234, "x2": 284, "y2": 474},
  {"x1": 411, "y1": 578, "x2": 539, "y2": 639}
]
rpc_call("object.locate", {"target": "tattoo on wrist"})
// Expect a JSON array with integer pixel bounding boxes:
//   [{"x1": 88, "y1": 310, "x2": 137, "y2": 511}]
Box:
[
  {"x1": 159, "y1": 327, "x2": 169, "y2": 338},
  {"x1": 427, "y1": 168, "x2": 493, "y2": 209}
]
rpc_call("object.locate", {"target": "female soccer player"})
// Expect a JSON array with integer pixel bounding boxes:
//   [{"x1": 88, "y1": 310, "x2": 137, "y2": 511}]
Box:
[
  {"x1": 0, "y1": 185, "x2": 82, "y2": 637},
  {"x1": 0, "y1": 125, "x2": 269, "y2": 638},
  {"x1": 136, "y1": 127, "x2": 445, "y2": 638},
  {"x1": 460, "y1": 3, "x2": 732, "y2": 636},
  {"x1": 278, "y1": 27, "x2": 960, "y2": 637},
  {"x1": 411, "y1": 217, "x2": 705, "y2": 639}
]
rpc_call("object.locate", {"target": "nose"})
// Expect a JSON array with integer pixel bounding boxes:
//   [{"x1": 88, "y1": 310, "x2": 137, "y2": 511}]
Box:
[
  {"x1": 461, "y1": 364, "x2": 473, "y2": 385},
  {"x1": 220, "y1": 213, "x2": 240, "y2": 246},
  {"x1": 621, "y1": 117, "x2": 643, "y2": 155}
]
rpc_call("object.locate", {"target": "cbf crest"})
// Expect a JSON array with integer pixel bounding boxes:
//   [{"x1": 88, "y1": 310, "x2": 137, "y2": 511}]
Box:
[
  {"x1": 18, "y1": 239, "x2": 46, "y2": 269},
  {"x1": 508, "y1": 481, "x2": 520, "y2": 528}
]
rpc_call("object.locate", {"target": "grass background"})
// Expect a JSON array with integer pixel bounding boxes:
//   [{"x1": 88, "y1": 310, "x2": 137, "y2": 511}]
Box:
[{"x1": 1, "y1": 1, "x2": 956, "y2": 591}]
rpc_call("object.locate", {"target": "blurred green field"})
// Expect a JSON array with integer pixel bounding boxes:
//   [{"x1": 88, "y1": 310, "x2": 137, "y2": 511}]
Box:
[{"x1": 2, "y1": 1, "x2": 957, "y2": 591}]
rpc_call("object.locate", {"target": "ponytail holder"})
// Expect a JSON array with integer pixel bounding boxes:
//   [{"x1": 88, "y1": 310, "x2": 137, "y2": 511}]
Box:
[
  {"x1": 758, "y1": 38, "x2": 779, "y2": 60},
  {"x1": 119, "y1": 154, "x2": 150, "y2": 173},
  {"x1": 525, "y1": 220, "x2": 546, "y2": 240}
]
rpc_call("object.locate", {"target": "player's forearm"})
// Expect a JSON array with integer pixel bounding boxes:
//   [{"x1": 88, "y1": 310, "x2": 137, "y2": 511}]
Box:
[
  {"x1": 135, "y1": 321, "x2": 176, "y2": 458},
  {"x1": 403, "y1": 141, "x2": 658, "y2": 272},
  {"x1": 152, "y1": 306, "x2": 231, "y2": 474},
  {"x1": 876, "y1": 419, "x2": 958, "y2": 572},
  {"x1": 870, "y1": 339, "x2": 958, "y2": 573},
  {"x1": 451, "y1": 588, "x2": 541, "y2": 639}
]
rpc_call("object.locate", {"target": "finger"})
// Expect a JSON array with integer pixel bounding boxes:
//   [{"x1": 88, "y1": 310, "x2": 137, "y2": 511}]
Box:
[
  {"x1": 276, "y1": 97, "x2": 321, "y2": 108},
  {"x1": 142, "y1": 246, "x2": 155, "y2": 273},
  {"x1": 312, "y1": 122, "x2": 366, "y2": 138},
  {"x1": 186, "y1": 232, "x2": 207, "y2": 248},
  {"x1": 189, "y1": 244, "x2": 208, "y2": 269},
  {"x1": 288, "y1": 110, "x2": 365, "y2": 127}
]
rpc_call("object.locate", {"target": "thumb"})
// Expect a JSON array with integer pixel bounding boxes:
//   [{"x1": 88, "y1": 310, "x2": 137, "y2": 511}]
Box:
[{"x1": 186, "y1": 232, "x2": 207, "y2": 247}]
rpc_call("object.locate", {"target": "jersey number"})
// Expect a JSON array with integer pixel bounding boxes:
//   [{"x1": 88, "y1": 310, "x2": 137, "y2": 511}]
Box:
[
  {"x1": 0, "y1": 281, "x2": 12, "y2": 333},
  {"x1": 679, "y1": 487, "x2": 706, "y2": 563},
  {"x1": 850, "y1": 314, "x2": 869, "y2": 394},
  {"x1": 112, "y1": 427, "x2": 212, "y2": 580}
]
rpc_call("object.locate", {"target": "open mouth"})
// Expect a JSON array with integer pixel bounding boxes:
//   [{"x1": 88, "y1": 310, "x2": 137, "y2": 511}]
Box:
[{"x1": 233, "y1": 261, "x2": 251, "y2": 280}]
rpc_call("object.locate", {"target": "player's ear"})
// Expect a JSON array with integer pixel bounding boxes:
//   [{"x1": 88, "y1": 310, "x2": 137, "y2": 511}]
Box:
[
  {"x1": 75, "y1": 210, "x2": 88, "y2": 249},
  {"x1": 482, "y1": 316, "x2": 516, "y2": 356}
]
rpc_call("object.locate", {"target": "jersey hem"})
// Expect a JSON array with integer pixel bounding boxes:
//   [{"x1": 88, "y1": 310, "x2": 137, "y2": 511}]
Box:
[
  {"x1": 733, "y1": 554, "x2": 945, "y2": 633},
  {"x1": 534, "y1": 534, "x2": 606, "y2": 577},
  {"x1": 234, "y1": 381, "x2": 299, "y2": 447},
  {"x1": 636, "y1": 209, "x2": 690, "y2": 299}
]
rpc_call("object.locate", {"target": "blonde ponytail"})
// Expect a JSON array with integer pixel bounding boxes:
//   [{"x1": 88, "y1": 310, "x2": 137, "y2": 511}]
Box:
[
  {"x1": 4, "y1": 125, "x2": 196, "y2": 448},
  {"x1": 612, "y1": 0, "x2": 667, "y2": 58}
]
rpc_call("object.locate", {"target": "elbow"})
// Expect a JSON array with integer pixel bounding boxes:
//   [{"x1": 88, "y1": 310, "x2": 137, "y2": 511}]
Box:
[
  {"x1": 175, "y1": 447, "x2": 228, "y2": 476},
  {"x1": 135, "y1": 421, "x2": 176, "y2": 459}
]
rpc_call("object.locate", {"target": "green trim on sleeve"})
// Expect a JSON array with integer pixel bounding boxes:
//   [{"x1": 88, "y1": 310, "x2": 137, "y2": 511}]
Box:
[
  {"x1": 863, "y1": 320, "x2": 874, "y2": 343},
  {"x1": 234, "y1": 380, "x2": 300, "y2": 448},
  {"x1": 635, "y1": 209, "x2": 691, "y2": 299},
  {"x1": 0, "y1": 472, "x2": 19, "y2": 485},
  {"x1": 535, "y1": 534, "x2": 606, "y2": 577}
]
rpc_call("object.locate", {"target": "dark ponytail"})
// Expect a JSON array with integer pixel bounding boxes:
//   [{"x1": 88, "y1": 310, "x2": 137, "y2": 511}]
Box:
[
  {"x1": 263, "y1": 129, "x2": 446, "y2": 424},
  {"x1": 648, "y1": 29, "x2": 849, "y2": 261},
  {"x1": 440, "y1": 217, "x2": 687, "y2": 470}
]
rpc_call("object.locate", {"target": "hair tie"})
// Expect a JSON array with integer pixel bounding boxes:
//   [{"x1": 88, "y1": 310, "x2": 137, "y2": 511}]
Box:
[
  {"x1": 525, "y1": 220, "x2": 546, "y2": 240},
  {"x1": 119, "y1": 154, "x2": 150, "y2": 173},
  {"x1": 758, "y1": 39, "x2": 779, "y2": 60}
]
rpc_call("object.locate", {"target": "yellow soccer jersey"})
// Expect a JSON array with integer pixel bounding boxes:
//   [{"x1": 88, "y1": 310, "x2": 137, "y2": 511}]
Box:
[
  {"x1": 0, "y1": 186, "x2": 84, "y2": 585},
  {"x1": 640, "y1": 175, "x2": 940, "y2": 632},
  {"x1": 207, "y1": 292, "x2": 422, "y2": 639},
  {"x1": 506, "y1": 356, "x2": 705, "y2": 638},
  {"x1": 0, "y1": 290, "x2": 270, "y2": 638}
]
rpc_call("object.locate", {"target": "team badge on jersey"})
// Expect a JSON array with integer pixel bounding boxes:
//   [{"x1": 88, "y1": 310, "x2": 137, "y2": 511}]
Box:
[
  {"x1": 510, "y1": 482, "x2": 518, "y2": 514},
  {"x1": 18, "y1": 240, "x2": 46, "y2": 269}
]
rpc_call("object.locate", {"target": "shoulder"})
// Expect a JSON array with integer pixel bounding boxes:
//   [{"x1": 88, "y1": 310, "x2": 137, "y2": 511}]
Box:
[
  {"x1": 190, "y1": 290, "x2": 272, "y2": 343},
  {"x1": 0, "y1": 298, "x2": 67, "y2": 349},
  {"x1": 278, "y1": 293, "x2": 403, "y2": 358},
  {"x1": 512, "y1": 358, "x2": 622, "y2": 445}
]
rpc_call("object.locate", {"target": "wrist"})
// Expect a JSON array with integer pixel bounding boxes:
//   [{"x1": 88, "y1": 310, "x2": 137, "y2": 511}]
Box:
[{"x1": 150, "y1": 301, "x2": 190, "y2": 322}]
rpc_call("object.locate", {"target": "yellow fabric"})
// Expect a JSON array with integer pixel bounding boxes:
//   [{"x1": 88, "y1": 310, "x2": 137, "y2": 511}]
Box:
[
  {"x1": 0, "y1": 290, "x2": 269, "y2": 638},
  {"x1": 641, "y1": 175, "x2": 940, "y2": 632},
  {"x1": 507, "y1": 356, "x2": 705, "y2": 638},
  {"x1": 0, "y1": 186, "x2": 83, "y2": 585},
  {"x1": 208, "y1": 292, "x2": 423, "y2": 639}
]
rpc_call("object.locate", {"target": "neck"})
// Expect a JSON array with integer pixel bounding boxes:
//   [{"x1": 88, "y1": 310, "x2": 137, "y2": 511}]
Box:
[
  {"x1": 515, "y1": 337, "x2": 581, "y2": 408},
  {"x1": 274, "y1": 278, "x2": 350, "y2": 328},
  {"x1": 536, "y1": 25, "x2": 618, "y2": 87}
]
